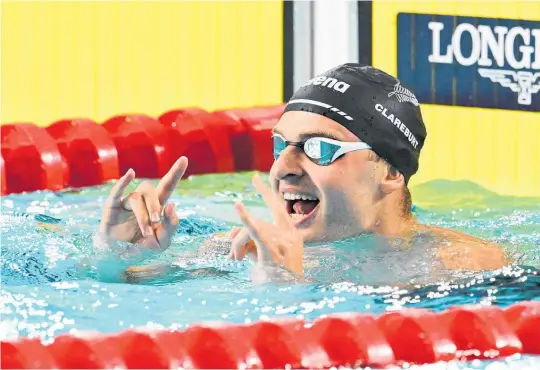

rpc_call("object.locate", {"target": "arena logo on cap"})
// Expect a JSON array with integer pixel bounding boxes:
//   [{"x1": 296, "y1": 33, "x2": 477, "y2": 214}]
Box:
[
  {"x1": 303, "y1": 75, "x2": 351, "y2": 93},
  {"x1": 396, "y1": 13, "x2": 540, "y2": 112}
]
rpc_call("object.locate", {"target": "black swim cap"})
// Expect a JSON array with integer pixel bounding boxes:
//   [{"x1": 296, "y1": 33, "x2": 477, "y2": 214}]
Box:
[{"x1": 284, "y1": 63, "x2": 427, "y2": 184}]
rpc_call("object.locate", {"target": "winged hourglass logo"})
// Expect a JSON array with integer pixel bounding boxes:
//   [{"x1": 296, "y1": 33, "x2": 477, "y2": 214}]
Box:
[{"x1": 478, "y1": 69, "x2": 540, "y2": 106}]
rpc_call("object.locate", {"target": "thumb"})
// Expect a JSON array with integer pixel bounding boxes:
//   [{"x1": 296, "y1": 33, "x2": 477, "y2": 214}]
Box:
[
  {"x1": 156, "y1": 203, "x2": 179, "y2": 250},
  {"x1": 229, "y1": 227, "x2": 253, "y2": 260},
  {"x1": 229, "y1": 227, "x2": 242, "y2": 239}
]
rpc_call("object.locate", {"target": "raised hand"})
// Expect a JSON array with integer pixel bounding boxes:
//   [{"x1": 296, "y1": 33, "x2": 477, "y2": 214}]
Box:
[
  {"x1": 229, "y1": 175, "x2": 304, "y2": 277},
  {"x1": 97, "y1": 157, "x2": 188, "y2": 251}
]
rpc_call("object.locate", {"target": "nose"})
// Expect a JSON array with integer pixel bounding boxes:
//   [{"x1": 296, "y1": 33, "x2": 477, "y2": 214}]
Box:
[{"x1": 270, "y1": 145, "x2": 306, "y2": 181}]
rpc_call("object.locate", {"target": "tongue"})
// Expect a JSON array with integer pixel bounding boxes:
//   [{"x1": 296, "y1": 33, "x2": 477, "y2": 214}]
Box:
[{"x1": 292, "y1": 200, "x2": 318, "y2": 215}]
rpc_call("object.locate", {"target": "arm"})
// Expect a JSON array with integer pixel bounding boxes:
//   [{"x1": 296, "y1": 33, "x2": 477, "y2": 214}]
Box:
[
  {"x1": 430, "y1": 226, "x2": 510, "y2": 270},
  {"x1": 121, "y1": 229, "x2": 239, "y2": 284},
  {"x1": 123, "y1": 264, "x2": 235, "y2": 284}
]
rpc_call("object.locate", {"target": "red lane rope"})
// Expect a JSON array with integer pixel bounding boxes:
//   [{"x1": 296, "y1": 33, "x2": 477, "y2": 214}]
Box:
[
  {"x1": 1, "y1": 104, "x2": 285, "y2": 195},
  {"x1": 2, "y1": 302, "x2": 539, "y2": 369}
]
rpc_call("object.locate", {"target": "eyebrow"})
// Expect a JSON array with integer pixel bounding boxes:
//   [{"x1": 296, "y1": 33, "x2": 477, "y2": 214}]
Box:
[{"x1": 271, "y1": 127, "x2": 343, "y2": 141}]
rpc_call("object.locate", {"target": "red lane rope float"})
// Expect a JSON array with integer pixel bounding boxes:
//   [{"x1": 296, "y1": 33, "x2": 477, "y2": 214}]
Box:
[
  {"x1": 1, "y1": 155, "x2": 7, "y2": 195},
  {"x1": 158, "y1": 108, "x2": 235, "y2": 177},
  {"x1": 216, "y1": 104, "x2": 286, "y2": 172},
  {"x1": 309, "y1": 313, "x2": 395, "y2": 368},
  {"x1": 377, "y1": 309, "x2": 457, "y2": 365},
  {"x1": 206, "y1": 110, "x2": 253, "y2": 172},
  {"x1": 46, "y1": 335, "x2": 112, "y2": 369},
  {"x1": 442, "y1": 305, "x2": 523, "y2": 360},
  {"x1": 2, "y1": 303, "x2": 540, "y2": 369},
  {"x1": 103, "y1": 114, "x2": 170, "y2": 179},
  {"x1": 46, "y1": 119, "x2": 119, "y2": 188},
  {"x1": 504, "y1": 301, "x2": 540, "y2": 354},
  {"x1": 102, "y1": 330, "x2": 172, "y2": 369},
  {"x1": 178, "y1": 323, "x2": 253, "y2": 368},
  {"x1": 1, "y1": 338, "x2": 57, "y2": 369},
  {"x1": 1, "y1": 123, "x2": 67, "y2": 194},
  {"x1": 246, "y1": 319, "x2": 310, "y2": 368}
]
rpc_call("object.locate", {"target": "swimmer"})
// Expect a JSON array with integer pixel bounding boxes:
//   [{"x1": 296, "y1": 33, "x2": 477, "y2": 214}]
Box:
[{"x1": 95, "y1": 63, "x2": 509, "y2": 282}]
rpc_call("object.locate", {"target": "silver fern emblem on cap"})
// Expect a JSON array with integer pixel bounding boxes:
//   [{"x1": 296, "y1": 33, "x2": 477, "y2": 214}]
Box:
[{"x1": 388, "y1": 83, "x2": 419, "y2": 106}]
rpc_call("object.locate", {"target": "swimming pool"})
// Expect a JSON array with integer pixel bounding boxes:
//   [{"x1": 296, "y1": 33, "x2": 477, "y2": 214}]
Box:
[{"x1": 1, "y1": 172, "x2": 540, "y2": 369}]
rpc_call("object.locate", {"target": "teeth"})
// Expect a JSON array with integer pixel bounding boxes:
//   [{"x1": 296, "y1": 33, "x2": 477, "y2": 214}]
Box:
[
  {"x1": 290, "y1": 213, "x2": 305, "y2": 220},
  {"x1": 283, "y1": 192, "x2": 318, "y2": 201}
]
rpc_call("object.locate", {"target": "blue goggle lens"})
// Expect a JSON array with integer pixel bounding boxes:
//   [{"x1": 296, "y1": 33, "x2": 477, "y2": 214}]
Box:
[
  {"x1": 273, "y1": 135, "x2": 287, "y2": 160},
  {"x1": 273, "y1": 135, "x2": 341, "y2": 166}
]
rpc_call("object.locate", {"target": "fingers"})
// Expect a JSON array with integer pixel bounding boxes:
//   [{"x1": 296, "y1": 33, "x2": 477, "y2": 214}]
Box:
[
  {"x1": 156, "y1": 156, "x2": 188, "y2": 205},
  {"x1": 234, "y1": 201, "x2": 273, "y2": 262},
  {"x1": 229, "y1": 227, "x2": 255, "y2": 260},
  {"x1": 138, "y1": 182, "x2": 163, "y2": 223},
  {"x1": 134, "y1": 187, "x2": 176, "y2": 248},
  {"x1": 252, "y1": 174, "x2": 290, "y2": 227},
  {"x1": 162, "y1": 203, "x2": 179, "y2": 230},
  {"x1": 235, "y1": 202, "x2": 260, "y2": 240},
  {"x1": 126, "y1": 192, "x2": 155, "y2": 237},
  {"x1": 229, "y1": 227, "x2": 242, "y2": 239},
  {"x1": 156, "y1": 203, "x2": 179, "y2": 249},
  {"x1": 121, "y1": 181, "x2": 162, "y2": 220},
  {"x1": 108, "y1": 168, "x2": 136, "y2": 205}
]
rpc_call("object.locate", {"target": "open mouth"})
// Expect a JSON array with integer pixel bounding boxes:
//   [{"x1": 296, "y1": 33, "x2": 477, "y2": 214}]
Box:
[{"x1": 283, "y1": 192, "x2": 320, "y2": 226}]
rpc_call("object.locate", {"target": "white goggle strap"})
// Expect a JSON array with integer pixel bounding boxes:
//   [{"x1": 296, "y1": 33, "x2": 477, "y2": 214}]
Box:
[{"x1": 322, "y1": 138, "x2": 371, "y2": 162}]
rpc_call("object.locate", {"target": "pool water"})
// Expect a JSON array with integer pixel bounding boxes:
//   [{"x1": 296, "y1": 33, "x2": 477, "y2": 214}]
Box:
[{"x1": 1, "y1": 172, "x2": 540, "y2": 369}]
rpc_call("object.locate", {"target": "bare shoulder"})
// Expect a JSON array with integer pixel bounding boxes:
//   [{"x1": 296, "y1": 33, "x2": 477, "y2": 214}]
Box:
[{"x1": 422, "y1": 225, "x2": 509, "y2": 271}]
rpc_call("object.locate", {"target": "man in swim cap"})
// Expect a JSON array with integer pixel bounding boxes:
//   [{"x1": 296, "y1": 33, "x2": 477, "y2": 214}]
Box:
[{"x1": 96, "y1": 63, "x2": 508, "y2": 280}]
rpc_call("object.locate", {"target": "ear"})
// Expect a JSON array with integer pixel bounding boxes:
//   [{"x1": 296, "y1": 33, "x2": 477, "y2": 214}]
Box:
[{"x1": 380, "y1": 165, "x2": 404, "y2": 194}]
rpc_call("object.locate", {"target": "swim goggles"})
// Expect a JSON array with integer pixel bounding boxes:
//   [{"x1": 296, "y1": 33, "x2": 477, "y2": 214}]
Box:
[{"x1": 272, "y1": 133, "x2": 372, "y2": 166}]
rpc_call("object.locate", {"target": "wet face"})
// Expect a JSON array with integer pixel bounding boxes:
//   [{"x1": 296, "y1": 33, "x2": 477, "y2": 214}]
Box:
[{"x1": 270, "y1": 111, "x2": 387, "y2": 244}]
